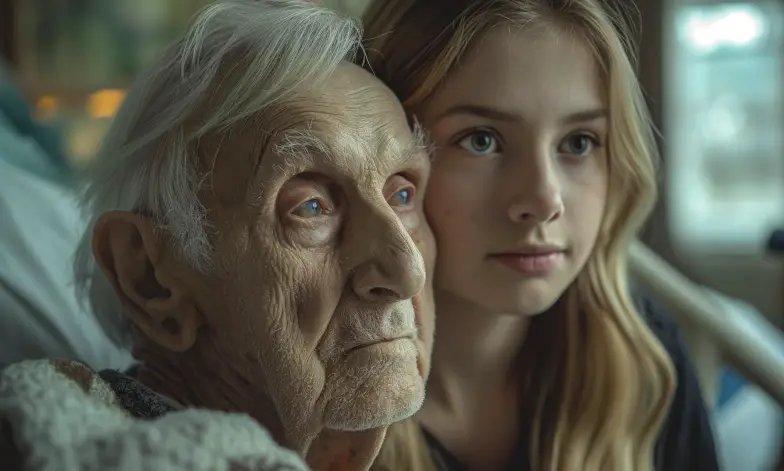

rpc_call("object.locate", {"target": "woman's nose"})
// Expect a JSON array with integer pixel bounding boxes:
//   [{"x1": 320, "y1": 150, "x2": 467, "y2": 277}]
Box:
[{"x1": 506, "y1": 151, "x2": 564, "y2": 224}]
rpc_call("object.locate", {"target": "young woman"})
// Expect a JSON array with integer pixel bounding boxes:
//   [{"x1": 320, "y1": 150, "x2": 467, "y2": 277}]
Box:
[{"x1": 359, "y1": 1, "x2": 719, "y2": 470}]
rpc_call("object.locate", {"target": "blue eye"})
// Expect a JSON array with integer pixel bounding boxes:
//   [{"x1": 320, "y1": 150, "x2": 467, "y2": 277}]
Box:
[
  {"x1": 458, "y1": 131, "x2": 499, "y2": 155},
  {"x1": 390, "y1": 188, "x2": 413, "y2": 207},
  {"x1": 292, "y1": 198, "x2": 325, "y2": 218}
]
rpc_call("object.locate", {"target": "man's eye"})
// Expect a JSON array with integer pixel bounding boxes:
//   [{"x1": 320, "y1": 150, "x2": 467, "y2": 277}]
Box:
[
  {"x1": 389, "y1": 188, "x2": 413, "y2": 207},
  {"x1": 292, "y1": 198, "x2": 326, "y2": 218}
]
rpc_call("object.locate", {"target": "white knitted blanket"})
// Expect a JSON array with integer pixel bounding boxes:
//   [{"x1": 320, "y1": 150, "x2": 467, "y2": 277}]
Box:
[{"x1": 0, "y1": 359, "x2": 310, "y2": 471}]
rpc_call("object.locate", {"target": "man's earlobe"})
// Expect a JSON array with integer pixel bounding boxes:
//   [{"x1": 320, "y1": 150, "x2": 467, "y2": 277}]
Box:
[{"x1": 92, "y1": 211, "x2": 202, "y2": 352}]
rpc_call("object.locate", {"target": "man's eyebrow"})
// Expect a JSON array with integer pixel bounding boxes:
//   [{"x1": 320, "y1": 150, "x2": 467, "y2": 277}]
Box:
[
  {"x1": 406, "y1": 118, "x2": 435, "y2": 161},
  {"x1": 272, "y1": 127, "x2": 331, "y2": 162},
  {"x1": 374, "y1": 120, "x2": 434, "y2": 169},
  {"x1": 436, "y1": 103, "x2": 608, "y2": 126},
  {"x1": 272, "y1": 120, "x2": 433, "y2": 171}
]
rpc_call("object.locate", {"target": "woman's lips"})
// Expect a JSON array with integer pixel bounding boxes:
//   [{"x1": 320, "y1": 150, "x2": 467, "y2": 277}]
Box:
[{"x1": 489, "y1": 251, "x2": 563, "y2": 275}]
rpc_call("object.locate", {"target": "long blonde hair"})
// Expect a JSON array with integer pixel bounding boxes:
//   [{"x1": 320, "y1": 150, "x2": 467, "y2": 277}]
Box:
[{"x1": 361, "y1": 1, "x2": 676, "y2": 470}]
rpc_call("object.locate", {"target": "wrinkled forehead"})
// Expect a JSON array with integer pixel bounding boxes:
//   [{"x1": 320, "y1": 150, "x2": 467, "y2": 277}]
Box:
[
  {"x1": 270, "y1": 94, "x2": 426, "y2": 175},
  {"x1": 202, "y1": 87, "x2": 429, "y2": 207}
]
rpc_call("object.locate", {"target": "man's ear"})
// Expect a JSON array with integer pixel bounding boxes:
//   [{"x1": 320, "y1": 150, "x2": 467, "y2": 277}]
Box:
[{"x1": 92, "y1": 211, "x2": 203, "y2": 352}]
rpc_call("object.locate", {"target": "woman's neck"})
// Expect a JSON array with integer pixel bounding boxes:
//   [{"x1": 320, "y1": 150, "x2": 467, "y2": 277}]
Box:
[{"x1": 424, "y1": 290, "x2": 530, "y2": 415}]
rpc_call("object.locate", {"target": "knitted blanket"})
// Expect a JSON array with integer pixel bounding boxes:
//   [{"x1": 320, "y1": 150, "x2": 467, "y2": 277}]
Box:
[{"x1": 0, "y1": 359, "x2": 309, "y2": 471}]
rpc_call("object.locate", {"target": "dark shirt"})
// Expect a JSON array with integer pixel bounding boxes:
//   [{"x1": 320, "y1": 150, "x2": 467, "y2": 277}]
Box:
[
  {"x1": 98, "y1": 367, "x2": 182, "y2": 419},
  {"x1": 422, "y1": 294, "x2": 720, "y2": 471}
]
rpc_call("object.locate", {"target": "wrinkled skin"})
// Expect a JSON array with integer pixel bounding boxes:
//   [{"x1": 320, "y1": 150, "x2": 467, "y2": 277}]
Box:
[{"x1": 92, "y1": 62, "x2": 436, "y2": 470}]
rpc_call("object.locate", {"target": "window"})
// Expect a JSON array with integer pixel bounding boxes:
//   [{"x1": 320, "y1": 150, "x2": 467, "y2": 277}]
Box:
[
  {"x1": 13, "y1": 0, "x2": 211, "y2": 165},
  {"x1": 12, "y1": 0, "x2": 366, "y2": 165},
  {"x1": 666, "y1": 2, "x2": 784, "y2": 252}
]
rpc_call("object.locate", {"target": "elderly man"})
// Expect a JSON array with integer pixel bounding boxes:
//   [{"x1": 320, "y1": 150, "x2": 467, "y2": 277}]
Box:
[{"x1": 0, "y1": 1, "x2": 435, "y2": 470}]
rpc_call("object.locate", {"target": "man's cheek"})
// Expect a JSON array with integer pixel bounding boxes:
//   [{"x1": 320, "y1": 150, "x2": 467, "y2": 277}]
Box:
[
  {"x1": 280, "y1": 271, "x2": 342, "y2": 353},
  {"x1": 412, "y1": 292, "x2": 435, "y2": 380},
  {"x1": 409, "y1": 219, "x2": 436, "y2": 340},
  {"x1": 410, "y1": 227, "x2": 436, "y2": 271},
  {"x1": 263, "y1": 284, "x2": 299, "y2": 333}
]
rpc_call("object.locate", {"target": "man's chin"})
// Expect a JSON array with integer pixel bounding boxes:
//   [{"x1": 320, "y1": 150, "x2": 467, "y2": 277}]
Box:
[{"x1": 322, "y1": 352, "x2": 425, "y2": 431}]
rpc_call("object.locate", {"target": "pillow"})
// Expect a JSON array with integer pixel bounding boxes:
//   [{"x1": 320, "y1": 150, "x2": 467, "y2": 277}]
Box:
[
  {"x1": 0, "y1": 136, "x2": 132, "y2": 370},
  {"x1": 0, "y1": 59, "x2": 70, "y2": 176}
]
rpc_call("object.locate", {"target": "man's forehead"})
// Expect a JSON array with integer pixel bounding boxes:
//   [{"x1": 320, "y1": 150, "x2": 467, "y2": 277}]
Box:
[
  {"x1": 269, "y1": 65, "x2": 426, "y2": 166},
  {"x1": 270, "y1": 111, "x2": 430, "y2": 175},
  {"x1": 201, "y1": 83, "x2": 430, "y2": 206}
]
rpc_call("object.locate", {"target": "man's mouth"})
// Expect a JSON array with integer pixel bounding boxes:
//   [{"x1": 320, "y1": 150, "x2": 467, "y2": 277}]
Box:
[{"x1": 346, "y1": 334, "x2": 415, "y2": 354}]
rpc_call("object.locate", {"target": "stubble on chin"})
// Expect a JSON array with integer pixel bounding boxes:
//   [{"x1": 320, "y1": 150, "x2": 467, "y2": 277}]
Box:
[{"x1": 319, "y1": 340, "x2": 425, "y2": 432}]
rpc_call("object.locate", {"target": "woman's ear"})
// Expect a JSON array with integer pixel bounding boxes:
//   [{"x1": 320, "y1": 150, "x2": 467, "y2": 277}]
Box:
[{"x1": 91, "y1": 211, "x2": 203, "y2": 352}]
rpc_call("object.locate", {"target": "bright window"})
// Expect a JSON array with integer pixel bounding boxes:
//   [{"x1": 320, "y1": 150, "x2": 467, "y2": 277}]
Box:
[{"x1": 666, "y1": 2, "x2": 784, "y2": 252}]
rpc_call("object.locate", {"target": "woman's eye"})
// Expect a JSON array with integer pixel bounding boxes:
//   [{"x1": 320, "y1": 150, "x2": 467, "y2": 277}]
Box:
[
  {"x1": 559, "y1": 134, "x2": 597, "y2": 156},
  {"x1": 292, "y1": 198, "x2": 326, "y2": 218},
  {"x1": 458, "y1": 131, "x2": 499, "y2": 155},
  {"x1": 389, "y1": 188, "x2": 414, "y2": 207}
]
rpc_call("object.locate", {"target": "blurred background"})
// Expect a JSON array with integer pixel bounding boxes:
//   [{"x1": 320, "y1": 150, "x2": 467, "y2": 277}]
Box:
[
  {"x1": 0, "y1": 0, "x2": 782, "y2": 469},
  {"x1": 0, "y1": 0, "x2": 781, "y2": 315}
]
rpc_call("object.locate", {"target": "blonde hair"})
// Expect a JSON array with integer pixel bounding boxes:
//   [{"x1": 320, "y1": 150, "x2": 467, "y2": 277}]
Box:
[
  {"x1": 361, "y1": 1, "x2": 676, "y2": 470},
  {"x1": 73, "y1": 0, "x2": 361, "y2": 349}
]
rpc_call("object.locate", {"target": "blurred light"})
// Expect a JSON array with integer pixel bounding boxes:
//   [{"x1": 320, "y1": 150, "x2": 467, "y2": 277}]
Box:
[
  {"x1": 36, "y1": 95, "x2": 59, "y2": 120},
  {"x1": 702, "y1": 95, "x2": 745, "y2": 143},
  {"x1": 685, "y1": 6, "x2": 765, "y2": 52},
  {"x1": 86, "y1": 89, "x2": 127, "y2": 119}
]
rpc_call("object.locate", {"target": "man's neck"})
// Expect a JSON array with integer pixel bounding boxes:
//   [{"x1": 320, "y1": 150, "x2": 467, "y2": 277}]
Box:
[
  {"x1": 133, "y1": 342, "x2": 388, "y2": 471},
  {"x1": 133, "y1": 343, "x2": 291, "y2": 446},
  {"x1": 306, "y1": 428, "x2": 387, "y2": 471}
]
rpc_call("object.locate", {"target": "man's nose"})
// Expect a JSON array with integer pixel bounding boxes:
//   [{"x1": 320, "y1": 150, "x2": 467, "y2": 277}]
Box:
[
  {"x1": 505, "y1": 147, "x2": 564, "y2": 224},
  {"x1": 349, "y1": 208, "x2": 426, "y2": 303}
]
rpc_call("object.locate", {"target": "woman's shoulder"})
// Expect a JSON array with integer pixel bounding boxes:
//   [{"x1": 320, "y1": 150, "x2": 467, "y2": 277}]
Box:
[{"x1": 632, "y1": 290, "x2": 721, "y2": 471}]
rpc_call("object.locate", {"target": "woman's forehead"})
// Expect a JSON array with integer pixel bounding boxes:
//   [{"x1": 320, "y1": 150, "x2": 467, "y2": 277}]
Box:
[{"x1": 421, "y1": 27, "x2": 606, "y2": 126}]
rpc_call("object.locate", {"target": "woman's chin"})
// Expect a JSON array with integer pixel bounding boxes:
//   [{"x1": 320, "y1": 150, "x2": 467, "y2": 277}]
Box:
[{"x1": 479, "y1": 284, "x2": 564, "y2": 317}]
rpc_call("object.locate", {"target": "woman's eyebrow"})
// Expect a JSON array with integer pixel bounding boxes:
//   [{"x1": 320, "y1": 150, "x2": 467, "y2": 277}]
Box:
[
  {"x1": 436, "y1": 103, "x2": 521, "y2": 122},
  {"x1": 560, "y1": 108, "x2": 607, "y2": 125},
  {"x1": 436, "y1": 103, "x2": 607, "y2": 125}
]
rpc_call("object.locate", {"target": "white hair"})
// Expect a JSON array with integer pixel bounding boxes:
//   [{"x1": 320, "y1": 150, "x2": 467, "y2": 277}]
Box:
[{"x1": 73, "y1": 0, "x2": 362, "y2": 349}]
